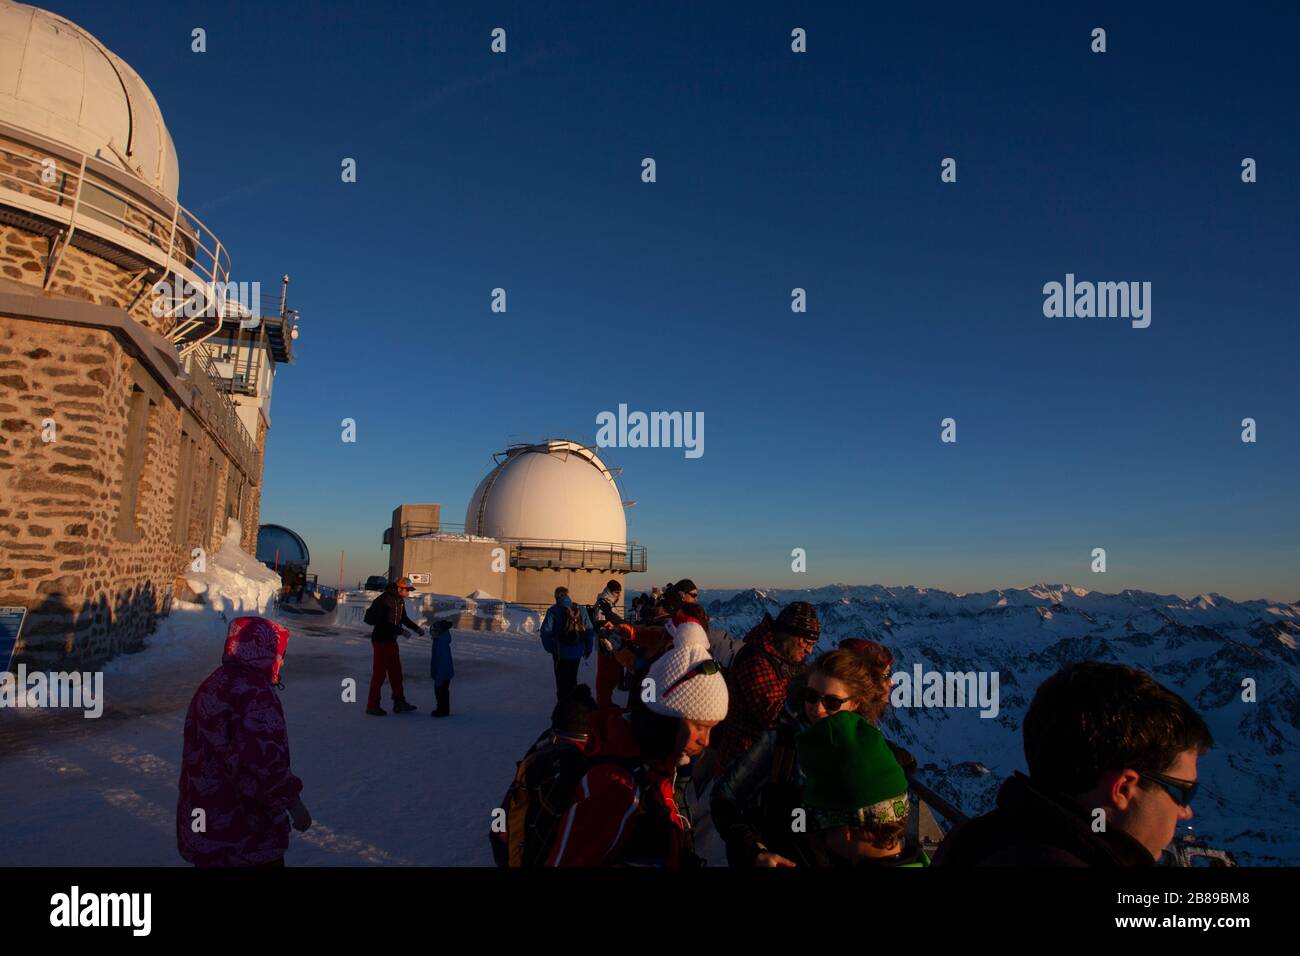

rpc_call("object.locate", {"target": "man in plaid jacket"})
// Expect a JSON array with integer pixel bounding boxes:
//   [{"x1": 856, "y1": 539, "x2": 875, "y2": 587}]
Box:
[{"x1": 707, "y1": 601, "x2": 821, "y2": 777}]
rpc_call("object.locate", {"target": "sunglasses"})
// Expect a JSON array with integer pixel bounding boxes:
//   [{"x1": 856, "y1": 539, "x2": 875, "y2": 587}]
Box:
[
  {"x1": 661, "y1": 659, "x2": 721, "y2": 699},
  {"x1": 803, "y1": 688, "x2": 851, "y2": 713},
  {"x1": 1139, "y1": 770, "x2": 1198, "y2": 807}
]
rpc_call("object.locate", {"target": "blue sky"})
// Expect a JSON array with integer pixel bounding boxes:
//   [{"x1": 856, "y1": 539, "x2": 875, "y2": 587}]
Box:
[{"x1": 58, "y1": 1, "x2": 1299, "y2": 600}]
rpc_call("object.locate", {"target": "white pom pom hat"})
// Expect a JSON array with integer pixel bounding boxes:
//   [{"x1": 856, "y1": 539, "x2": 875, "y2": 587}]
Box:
[{"x1": 646, "y1": 641, "x2": 729, "y2": 723}]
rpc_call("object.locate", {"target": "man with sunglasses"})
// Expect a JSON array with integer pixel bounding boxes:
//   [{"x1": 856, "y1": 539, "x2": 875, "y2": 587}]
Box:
[
  {"x1": 363, "y1": 577, "x2": 424, "y2": 716},
  {"x1": 934, "y1": 661, "x2": 1212, "y2": 867},
  {"x1": 672, "y1": 579, "x2": 700, "y2": 604},
  {"x1": 707, "y1": 601, "x2": 821, "y2": 781}
]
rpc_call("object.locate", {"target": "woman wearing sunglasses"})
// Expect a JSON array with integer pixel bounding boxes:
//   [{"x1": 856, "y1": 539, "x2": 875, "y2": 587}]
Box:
[{"x1": 710, "y1": 647, "x2": 892, "y2": 867}]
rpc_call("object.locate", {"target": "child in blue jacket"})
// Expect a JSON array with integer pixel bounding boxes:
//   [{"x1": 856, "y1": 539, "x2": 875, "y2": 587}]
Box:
[{"x1": 430, "y1": 620, "x2": 454, "y2": 717}]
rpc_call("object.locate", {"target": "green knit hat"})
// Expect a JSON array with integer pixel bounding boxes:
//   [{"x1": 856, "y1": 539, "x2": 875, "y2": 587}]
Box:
[{"x1": 796, "y1": 711, "x2": 910, "y2": 830}]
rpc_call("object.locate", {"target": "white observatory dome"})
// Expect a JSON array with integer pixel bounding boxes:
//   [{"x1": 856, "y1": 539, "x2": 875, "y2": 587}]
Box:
[
  {"x1": 466, "y1": 440, "x2": 627, "y2": 546},
  {"x1": 0, "y1": 1, "x2": 180, "y2": 197}
]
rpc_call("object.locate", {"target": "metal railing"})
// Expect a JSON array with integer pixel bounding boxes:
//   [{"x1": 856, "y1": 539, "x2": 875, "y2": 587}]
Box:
[
  {"x1": 182, "y1": 347, "x2": 260, "y2": 480},
  {"x1": 185, "y1": 277, "x2": 298, "y2": 395},
  {"x1": 512, "y1": 541, "x2": 647, "y2": 573},
  {"x1": 0, "y1": 124, "x2": 231, "y2": 340},
  {"x1": 907, "y1": 774, "x2": 969, "y2": 827},
  {"x1": 398, "y1": 521, "x2": 648, "y2": 573},
  {"x1": 201, "y1": 333, "x2": 266, "y2": 396}
]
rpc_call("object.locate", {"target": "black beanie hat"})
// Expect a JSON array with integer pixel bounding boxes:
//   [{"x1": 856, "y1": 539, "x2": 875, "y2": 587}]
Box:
[
  {"x1": 551, "y1": 684, "x2": 597, "y2": 737},
  {"x1": 776, "y1": 601, "x2": 821, "y2": 639}
]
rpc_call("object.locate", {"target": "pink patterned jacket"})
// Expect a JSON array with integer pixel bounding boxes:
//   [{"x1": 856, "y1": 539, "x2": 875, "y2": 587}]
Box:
[{"x1": 176, "y1": 617, "x2": 303, "y2": 866}]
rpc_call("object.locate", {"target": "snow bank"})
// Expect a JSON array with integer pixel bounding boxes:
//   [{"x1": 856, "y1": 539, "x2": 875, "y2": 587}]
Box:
[
  {"x1": 333, "y1": 589, "x2": 542, "y2": 636},
  {"x1": 102, "y1": 600, "x2": 228, "y2": 675},
  {"x1": 182, "y1": 518, "x2": 281, "y2": 617}
]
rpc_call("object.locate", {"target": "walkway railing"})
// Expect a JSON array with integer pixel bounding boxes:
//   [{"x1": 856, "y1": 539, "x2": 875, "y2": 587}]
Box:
[
  {"x1": 398, "y1": 521, "x2": 648, "y2": 573},
  {"x1": 0, "y1": 123, "x2": 230, "y2": 342},
  {"x1": 181, "y1": 342, "x2": 260, "y2": 480}
]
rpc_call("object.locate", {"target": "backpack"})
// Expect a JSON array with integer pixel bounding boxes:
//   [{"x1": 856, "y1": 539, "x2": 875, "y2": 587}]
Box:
[
  {"x1": 555, "y1": 604, "x2": 586, "y2": 645},
  {"x1": 363, "y1": 599, "x2": 383, "y2": 626},
  {"x1": 742, "y1": 612, "x2": 775, "y2": 645},
  {"x1": 490, "y1": 737, "x2": 657, "y2": 868}
]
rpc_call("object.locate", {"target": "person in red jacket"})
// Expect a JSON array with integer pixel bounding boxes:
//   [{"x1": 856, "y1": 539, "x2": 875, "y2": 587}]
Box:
[
  {"x1": 176, "y1": 616, "x2": 312, "y2": 867},
  {"x1": 547, "y1": 634, "x2": 728, "y2": 867}
]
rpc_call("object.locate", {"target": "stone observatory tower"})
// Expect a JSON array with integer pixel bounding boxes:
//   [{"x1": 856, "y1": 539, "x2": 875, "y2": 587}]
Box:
[
  {"x1": 387, "y1": 440, "x2": 647, "y2": 609},
  {"x1": 0, "y1": 1, "x2": 299, "y2": 668}
]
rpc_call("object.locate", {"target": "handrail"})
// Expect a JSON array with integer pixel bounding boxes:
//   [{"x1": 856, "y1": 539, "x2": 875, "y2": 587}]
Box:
[
  {"x1": 0, "y1": 127, "x2": 233, "y2": 333},
  {"x1": 397, "y1": 522, "x2": 648, "y2": 573},
  {"x1": 181, "y1": 347, "x2": 259, "y2": 480},
  {"x1": 907, "y1": 773, "x2": 970, "y2": 826},
  {"x1": 400, "y1": 521, "x2": 635, "y2": 551},
  {"x1": 398, "y1": 522, "x2": 647, "y2": 573}
]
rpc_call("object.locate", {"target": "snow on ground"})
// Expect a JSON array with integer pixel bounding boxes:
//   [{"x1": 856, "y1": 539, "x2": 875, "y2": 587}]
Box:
[{"x1": 0, "y1": 602, "x2": 579, "y2": 866}]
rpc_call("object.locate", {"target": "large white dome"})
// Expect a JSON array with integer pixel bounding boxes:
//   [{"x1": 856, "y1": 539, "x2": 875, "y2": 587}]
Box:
[
  {"x1": 466, "y1": 440, "x2": 627, "y2": 545},
  {"x1": 0, "y1": 1, "x2": 180, "y2": 198}
]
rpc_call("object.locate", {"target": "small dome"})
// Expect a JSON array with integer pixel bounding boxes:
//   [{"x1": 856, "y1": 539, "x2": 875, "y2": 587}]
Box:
[
  {"x1": 256, "y1": 524, "x2": 310, "y2": 567},
  {"x1": 466, "y1": 440, "x2": 627, "y2": 545},
  {"x1": 0, "y1": 1, "x2": 180, "y2": 197}
]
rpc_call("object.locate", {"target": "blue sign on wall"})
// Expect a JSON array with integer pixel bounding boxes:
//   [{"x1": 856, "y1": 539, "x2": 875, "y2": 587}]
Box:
[{"x1": 0, "y1": 606, "x2": 27, "y2": 673}]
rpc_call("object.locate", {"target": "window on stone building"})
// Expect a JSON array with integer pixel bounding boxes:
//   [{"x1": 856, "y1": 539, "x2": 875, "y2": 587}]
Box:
[
  {"x1": 172, "y1": 431, "x2": 196, "y2": 546},
  {"x1": 226, "y1": 472, "x2": 243, "y2": 523},
  {"x1": 201, "y1": 456, "x2": 219, "y2": 546},
  {"x1": 114, "y1": 387, "x2": 153, "y2": 542}
]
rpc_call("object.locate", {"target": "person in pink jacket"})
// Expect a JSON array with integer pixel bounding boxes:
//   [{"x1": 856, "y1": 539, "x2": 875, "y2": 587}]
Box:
[{"x1": 176, "y1": 616, "x2": 312, "y2": 866}]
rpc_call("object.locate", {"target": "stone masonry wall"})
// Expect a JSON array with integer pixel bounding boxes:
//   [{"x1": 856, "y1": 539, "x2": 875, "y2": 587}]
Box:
[{"x1": 0, "y1": 314, "x2": 261, "y2": 669}]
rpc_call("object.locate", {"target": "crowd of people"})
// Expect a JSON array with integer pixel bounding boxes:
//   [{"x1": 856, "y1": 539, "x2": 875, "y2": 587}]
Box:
[
  {"x1": 518, "y1": 578, "x2": 1213, "y2": 868},
  {"x1": 172, "y1": 577, "x2": 1213, "y2": 868}
]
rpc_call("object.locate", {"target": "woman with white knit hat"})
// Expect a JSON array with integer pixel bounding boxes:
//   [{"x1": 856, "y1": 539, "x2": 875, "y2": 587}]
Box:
[{"x1": 547, "y1": 630, "x2": 728, "y2": 867}]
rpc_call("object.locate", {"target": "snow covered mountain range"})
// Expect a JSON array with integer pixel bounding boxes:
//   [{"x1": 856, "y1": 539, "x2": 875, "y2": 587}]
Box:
[{"x1": 697, "y1": 583, "x2": 1300, "y2": 865}]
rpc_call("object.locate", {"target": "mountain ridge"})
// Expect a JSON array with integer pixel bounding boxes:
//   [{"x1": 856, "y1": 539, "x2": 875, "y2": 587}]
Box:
[{"x1": 695, "y1": 583, "x2": 1300, "y2": 865}]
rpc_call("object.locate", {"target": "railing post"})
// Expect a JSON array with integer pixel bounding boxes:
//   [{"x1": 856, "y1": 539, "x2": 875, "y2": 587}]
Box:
[
  {"x1": 43, "y1": 153, "x2": 88, "y2": 289},
  {"x1": 165, "y1": 202, "x2": 179, "y2": 264}
]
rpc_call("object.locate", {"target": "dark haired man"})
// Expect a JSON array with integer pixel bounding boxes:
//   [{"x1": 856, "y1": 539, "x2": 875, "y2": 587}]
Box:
[{"x1": 933, "y1": 661, "x2": 1212, "y2": 866}]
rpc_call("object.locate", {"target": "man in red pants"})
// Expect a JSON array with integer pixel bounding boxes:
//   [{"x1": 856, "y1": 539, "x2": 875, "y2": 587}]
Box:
[{"x1": 364, "y1": 577, "x2": 424, "y2": 715}]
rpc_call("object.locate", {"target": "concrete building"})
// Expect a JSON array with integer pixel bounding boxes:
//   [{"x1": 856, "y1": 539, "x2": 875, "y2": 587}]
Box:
[
  {"x1": 0, "y1": 1, "x2": 298, "y2": 667},
  {"x1": 387, "y1": 440, "x2": 647, "y2": 609}
]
